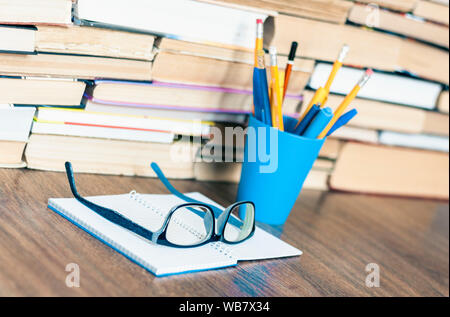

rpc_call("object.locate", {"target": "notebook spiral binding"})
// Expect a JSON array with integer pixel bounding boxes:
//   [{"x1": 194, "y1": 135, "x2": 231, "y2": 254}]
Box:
[{"x1": 128, "y1": 191, "x2": 234, "y2": 259}]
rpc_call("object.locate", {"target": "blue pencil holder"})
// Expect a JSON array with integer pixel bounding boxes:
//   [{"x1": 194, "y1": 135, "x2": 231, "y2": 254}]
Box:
[{"x1": 237, "y1": 116, "x2": 326, "y2": 225}]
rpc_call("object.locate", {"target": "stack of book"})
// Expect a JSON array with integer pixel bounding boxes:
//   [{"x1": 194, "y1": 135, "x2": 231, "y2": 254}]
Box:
[{"x1": 0, "y1": 0, "x2": 448, "y2": 199}]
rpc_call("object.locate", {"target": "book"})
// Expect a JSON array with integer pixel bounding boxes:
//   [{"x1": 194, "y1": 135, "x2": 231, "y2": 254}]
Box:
[
  {"x1": 85, "y1": 100, "x2": 248, "y2": 124},
  {"x1": 330, "y1": 142, "x2": 449, "y2": 200},
  {"x1": 198, "y1": 0, "x2": 353, "y2": 24},
  {"x1": 194, "y1": 161, "x2": 331, "y2": 190},
  {"x1": 429, "y1": 0, "x2": 449, "y2": 6},
  {"x1": 438, "y1": 91, "x2": 449, "y2": 114},
  {"x1": 348, "y1": 4, "x2": 449, "y2": 48},
  {"x1": 0, "y1": 106, "x2": 35, "y2": 142},
  {"x1": 319, "y1": 138, "x2": 342, "y2": 160},
  {"x1": 35, "y1": 25, "x2": 156, "y2": 60},
  {"x1": 0, "y1": 77, "x2": 86, "y2": 106},
  {"x1": 302, "y1": 90, "x2": 450, "y2": 136},
  {"x1": 0, "y1": 140, "x2": 27, "y2": 166},
  {"x1": 31, "y1": 121, "x2": 175, "y2": 144},
  {"x1": 351, "y1": 0, "x2": 418, "y2": 12},
  {"x1": 413, "y1": 0, "x2": 449, "y2": 25},
  {"x1": 47, "y1": 192, "x2": 301, "y2": 276},
  {"x1": 0, "y1": 0, "x2": 72, "y2": 25},
  {"x1": 74, "y1": 0, "x2": 268, "y2": 50},
  {"x1": 153, "y1": 38, "x2": 314, "y2": 94},
  {"x1": 308, "y1": 63, "x2": 443, "y2": 110},
  {"x1": 379, "y1": 131, "x2": 449, "y2": 152},
  {"x1": 90, "y1": 80, "x2": 301, "y2": 115},
  {"x1": 25, "y1": 134, "x2": 200, "y2": 179},
  {"x1": 0, "y1": 53, "x2": 152, "y2": 81},
  {"x1": 270, "y1": 14, "x2": 450, "y2": 84},
  {"x1": 330, "y1": 126, "x2": 379, "y2": 143},
  {"x1": 0, "y1": 25, "x2": 35, "y2": 54},
  {"x1": 0, "y1": 106, "x2": 35, "y2": 167},
  {"x1": 422, "y1": 111, "x2": 449, "y2": 136},
  {"x1": 34, "y1": 107, "x2": 213, "y2": 137}
]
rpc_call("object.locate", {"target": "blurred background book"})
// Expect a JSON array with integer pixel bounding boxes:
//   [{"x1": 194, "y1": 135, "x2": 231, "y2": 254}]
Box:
[{"x1": 0, "y1": 0, "x2": 448, "y2": 199}]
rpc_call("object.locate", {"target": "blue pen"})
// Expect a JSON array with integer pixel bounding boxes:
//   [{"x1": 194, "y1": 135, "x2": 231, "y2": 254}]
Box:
[
  {"x1": 294, "y1": 104, "x2": 320, "y2": 135},
  {"x1": 303, "y1": 107, "x2": 333, "y2": 139},
  {"x1": 253, "y1": 68, "x2": 264, "y2": 121},
  {"x1": 326, "y1": 109, "x2": 358, "y2": 137},
  {"x1": 260, "y1": 68, "x2": 272, "y2": 126}
]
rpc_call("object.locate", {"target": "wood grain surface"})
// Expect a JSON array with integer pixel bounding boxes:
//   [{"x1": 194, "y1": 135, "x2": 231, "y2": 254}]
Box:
[{"x1": 0, "y1": 168, "x2": 448, "y2": 296}]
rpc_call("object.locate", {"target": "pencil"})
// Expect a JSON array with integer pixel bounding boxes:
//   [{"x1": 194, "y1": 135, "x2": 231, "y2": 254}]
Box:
[
  {"x1": 252, "y1": 19, "x2": 264, "y2": 117},
  {"x1": 324, "y1": 44, "x2": 350, "y2": 93},
  {"x1": 282, "y1": 41, "x2": 298, "y2": 103},
  {"x1": 269, "y1": 46, "x2": 284, "y2": 131},
  {"x1": 254, "y1": 49, "x2": 271, "y2": 125},
  {"x1": 294, "y1": 44, "x2": 349, "y2": 129},
  {"x1": 254, "y1": 19, "x2": 264, "y2": 67},
  {"x1": 317, "y1": 69, "x2": 373, "y2": 139}
]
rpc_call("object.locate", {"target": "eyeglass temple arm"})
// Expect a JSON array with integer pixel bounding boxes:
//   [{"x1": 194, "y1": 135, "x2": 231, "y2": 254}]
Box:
[
  {"x1": 64, "y1": 162, "x2": 158, "y2": 243},
  {"x1": 150, "y1": 162, "x2": 223, "y2": 218}
]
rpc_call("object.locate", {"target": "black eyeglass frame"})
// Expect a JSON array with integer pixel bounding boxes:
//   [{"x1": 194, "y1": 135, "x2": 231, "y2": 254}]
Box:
[{"x1": 64, "y1": 162, "x2": 256, "y2": 248}]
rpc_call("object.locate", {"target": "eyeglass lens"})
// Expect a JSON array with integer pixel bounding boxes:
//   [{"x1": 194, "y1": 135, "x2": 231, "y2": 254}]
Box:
[
  {"x1": 165, "y1": 205, "x2": 214, "y2": 246},
  {"x1": 223, "y1": 203, "x2": 255, "y2": 243}
]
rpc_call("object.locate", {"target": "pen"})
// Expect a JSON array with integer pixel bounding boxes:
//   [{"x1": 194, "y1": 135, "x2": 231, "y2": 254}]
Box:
[
  {"x1": 282, "y1": 41, "x2": 298, "y2": 103},
  {"x1": 317, "y1": 69, "x2": 373, "y2": 139},
  {"x1": 269, "y1": 46, "x2": 284, "y2": 131},
  {"x1": 303, "y1": 107, "x2": 333, "y2": 139},
  {"x1": 326, "y1": 109, "x2": 358, "y2": 137},
  {"x1": 294, "y1": 104, "x2": 320, "y2": 135}
]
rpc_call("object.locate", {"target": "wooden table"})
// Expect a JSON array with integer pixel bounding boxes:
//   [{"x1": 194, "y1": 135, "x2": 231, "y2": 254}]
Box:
[{"x1": 0, "y1": 168, "x2": 448, "y2": 296}]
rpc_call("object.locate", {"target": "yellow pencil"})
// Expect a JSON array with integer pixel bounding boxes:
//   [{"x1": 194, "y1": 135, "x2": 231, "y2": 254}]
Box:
[
  {"x1": 317, "y1": 69, "x2": 373, "y2": 139},
  {"x1": 322, "y1": 44, "x2": 350, "y2": 107},
  {"x1": 294, "y1": 44, "x2": 350, "y2": 130},
  {"x1": 254, "y1": 19, "x2": 264, "y2": 67},
  {"x1": 269, "y1": 46, "x2": 284, "y2": 131}
]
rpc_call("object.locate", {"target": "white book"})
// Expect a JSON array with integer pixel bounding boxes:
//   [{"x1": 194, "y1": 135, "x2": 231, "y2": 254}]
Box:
[
  {"x1": 35, "y1": 108, "x2": 212, "y2": 137},
  {"x1": 379, "y1": 131, "x2": 449, "y2": 152},
  {"x1": 331, "y1": 126, "x2": 379, "y2": 144},
  {"x1": 75, "y1": 0, "x2": 268, "y2": 50},
  {"x1": 0, "y1": 107, "x2": 35, "y2": 141},
  {"x1": 31, "y1": 121, "x2": 175, "y2": 144},
  {"x1": 85, "y1": 100, "x2": 248, "y2": 124},
  {"x1": 0, "y1": 25, "x2": 35, "y2": 53},
  {"x1": 48, "y1": 192, "x2": 301, "y2": 276},
  {"x1": 309, "y1": 63, "x2": 443, "y2": 110}
]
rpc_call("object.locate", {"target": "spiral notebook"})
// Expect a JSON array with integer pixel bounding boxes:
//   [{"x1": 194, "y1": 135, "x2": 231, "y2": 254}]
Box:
[{"x1": 48, "y1": 192, "x2": 301, "y2": 276}]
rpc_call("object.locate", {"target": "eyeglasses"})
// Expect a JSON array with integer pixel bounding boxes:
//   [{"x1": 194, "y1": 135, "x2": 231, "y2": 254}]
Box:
[{"x1": 64, "y1": 162, "x2": 255, "y2": 248}]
